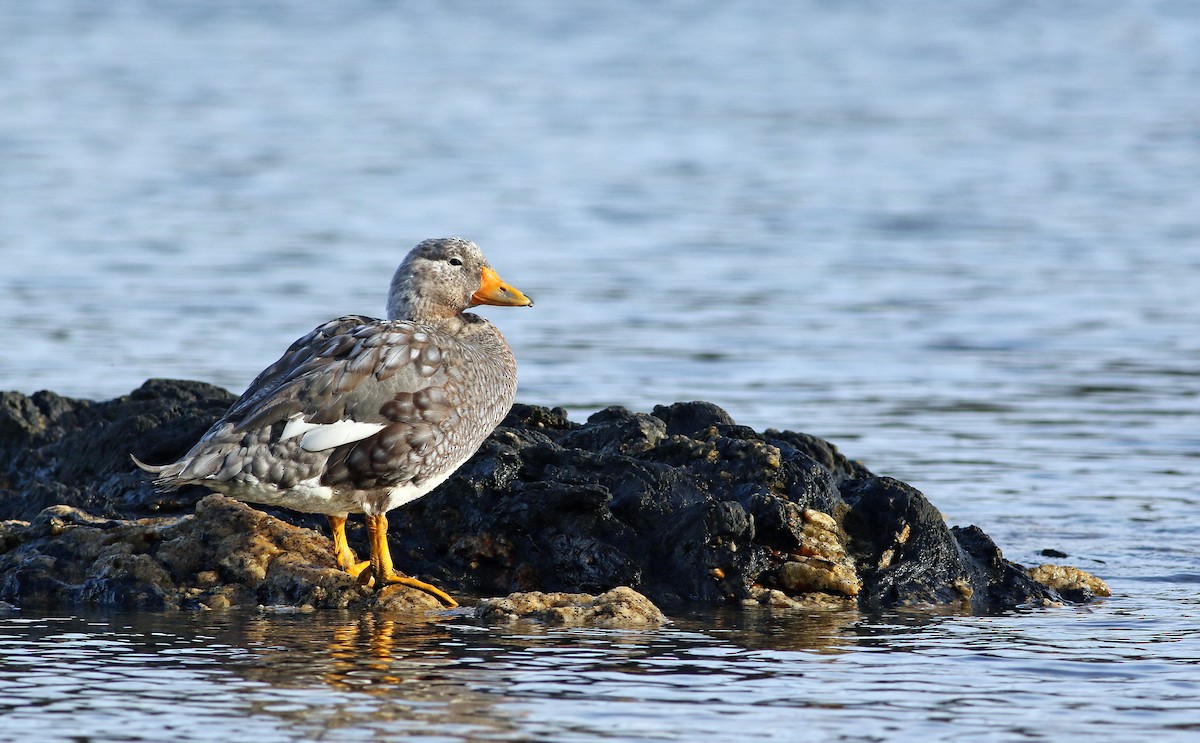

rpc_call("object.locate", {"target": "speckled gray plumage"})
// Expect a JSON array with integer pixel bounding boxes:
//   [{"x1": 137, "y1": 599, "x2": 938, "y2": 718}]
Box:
[{"x1": 144, "y1": 237, "x2": 526, "y2": 517}]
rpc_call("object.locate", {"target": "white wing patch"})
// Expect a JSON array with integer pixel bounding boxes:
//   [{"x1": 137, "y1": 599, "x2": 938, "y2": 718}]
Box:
[
  {"x1": 280, "y1": 416, "x2": 320, "y2": 442},
  {"x1": 279, "y1": 416, "x2": 387, "y2": 452}
]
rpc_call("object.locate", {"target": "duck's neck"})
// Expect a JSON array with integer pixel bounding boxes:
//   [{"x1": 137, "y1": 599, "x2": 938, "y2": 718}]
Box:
[
  {"x1": 386, "y1": 278, "x2": 455, "y2": 318},
  {"x1": 387, "y1": 297, "x2": 474, "y2": 335}
]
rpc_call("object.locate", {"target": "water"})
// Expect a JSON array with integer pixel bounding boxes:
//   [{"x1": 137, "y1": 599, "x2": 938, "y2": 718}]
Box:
[
  {"x1": 1, "y1": 1, "x2": 1198, "y2": 740},
  {"x1": 2, "y1": 605, "x2": 1195, "y2": 742}
]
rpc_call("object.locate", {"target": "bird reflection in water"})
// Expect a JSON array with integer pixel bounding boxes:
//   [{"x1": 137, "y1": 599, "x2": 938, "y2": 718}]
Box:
[
  {"x1": 224, "y1": 610, "x2": 529, "y2": 739},
  {"x1": 322, "y1": 612, "x2": 448, "y2": 692},
  {"x1": 233, "y1": 610, "x2": 460, "y2": 692},
  {"x1": 193, "y1": 602, "x2": 874, "y2": 740}
]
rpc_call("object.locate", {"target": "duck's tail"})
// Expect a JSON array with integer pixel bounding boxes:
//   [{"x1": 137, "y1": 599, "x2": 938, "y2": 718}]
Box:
[{"x1": 129, "y1": 453, "x2": 187, "y2": 490}]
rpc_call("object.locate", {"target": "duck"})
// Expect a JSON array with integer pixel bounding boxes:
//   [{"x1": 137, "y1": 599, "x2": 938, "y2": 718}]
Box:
[{"x1": 135, "y1": 237, "x2": 533, "y2": 607}]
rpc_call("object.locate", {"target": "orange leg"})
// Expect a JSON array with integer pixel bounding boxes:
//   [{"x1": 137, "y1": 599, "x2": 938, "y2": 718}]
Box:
[
  {"x1": 328, "y1": 515, "x2": 370, "y2": 578},
  {"x1": 360, "y1": 512, "x2": 458, "y2": 608}
]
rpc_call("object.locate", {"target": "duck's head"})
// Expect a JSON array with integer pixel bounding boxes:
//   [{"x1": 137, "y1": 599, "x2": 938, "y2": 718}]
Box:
[{"x1": 387, "y1": 237, "x2": 533, "y2": 322}]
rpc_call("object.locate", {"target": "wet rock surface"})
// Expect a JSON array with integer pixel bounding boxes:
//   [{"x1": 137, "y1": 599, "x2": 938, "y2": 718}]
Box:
[
  {"x1": 475, "y1": 586, "x2": 665, "y2": 627},
  {"x1": 0, "y1": 379, "x2": 1107, "y2": 616},
  {"x1": 1027, "y1": 563, "x2": 1112, "y2": 604}
]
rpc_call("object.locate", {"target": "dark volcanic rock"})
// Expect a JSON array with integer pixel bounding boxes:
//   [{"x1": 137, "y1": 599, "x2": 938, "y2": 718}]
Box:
[
  {"x1": 841, "y1": 477, "x2": 1052, "y2": 612},
  {"x1": 0, "y1": 379, "x2": 236, "y2": 519},
  {"x1": 0, "y1": 380, "x2": 1105, "y2": 613}
]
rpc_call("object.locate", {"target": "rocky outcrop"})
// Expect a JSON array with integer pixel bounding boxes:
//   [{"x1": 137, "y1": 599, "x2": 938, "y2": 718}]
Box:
[
  {"x1": 0, "y1": 379, "x2": 1105, "y2": 615},
  {"x1": 0, "y1": 495, "x2": 377, "y2": 611}
]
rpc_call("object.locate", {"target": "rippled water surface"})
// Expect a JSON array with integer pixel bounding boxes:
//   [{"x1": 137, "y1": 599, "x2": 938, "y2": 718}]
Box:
[
  {"x1": 2, "y1": 604, "x2": 1196, "y2": 742},
  {"x1": 1, "y1": 1, "x2": 1199, "y2": 740}
]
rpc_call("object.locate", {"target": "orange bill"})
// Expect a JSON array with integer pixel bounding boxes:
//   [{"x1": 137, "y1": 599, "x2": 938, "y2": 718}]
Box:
[{"x1": 471, "y1": 266, "x2": 534, "y2": 307}]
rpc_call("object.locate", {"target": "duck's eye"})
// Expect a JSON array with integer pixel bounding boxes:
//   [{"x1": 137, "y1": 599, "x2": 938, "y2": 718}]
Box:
[{"x1": 448, "y1": 257, "x2": 463, "y2": 266}]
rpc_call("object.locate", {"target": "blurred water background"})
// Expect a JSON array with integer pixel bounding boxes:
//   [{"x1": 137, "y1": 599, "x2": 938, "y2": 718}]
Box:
[{"x1": 1, "y1": 1, "x2": 1198, "y2": 740}]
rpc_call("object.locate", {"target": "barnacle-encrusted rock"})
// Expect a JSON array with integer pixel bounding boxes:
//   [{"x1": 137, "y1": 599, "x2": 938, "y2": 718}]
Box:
[
  {"x1": 1028, "y1": 563, "x2": 1111, "y2": 603},
  {"x1": 746, "y1": 586, "x2": 857, "y2": 610},
  {"x1": 475, "y1": 586, "x2": 665, "y2": 627},
  {"x1": 769, "y1": 508, "x2": 862, "y2": 598}
]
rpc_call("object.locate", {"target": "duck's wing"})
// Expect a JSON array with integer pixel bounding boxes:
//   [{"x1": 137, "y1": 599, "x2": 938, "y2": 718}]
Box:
[
  {"x1": 144, "y1": 316, "x2": 456, "y2": 490},
  {"x1": 228, "y1": 316, "x2": 447, "y2": 436},
  {"x1": 223, "y1": 315, "x2": 376, "y2": 425}
]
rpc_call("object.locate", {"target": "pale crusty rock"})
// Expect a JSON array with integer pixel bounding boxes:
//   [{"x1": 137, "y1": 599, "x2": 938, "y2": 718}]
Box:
[
  {"x1": 475, "y1": 586, "x2": 666, "y2": 627},
  {"x1": 1028, "y1": 564, "x2": 1111, "y2": 599},
  {"x1": 771, "y1": 508, "x2": 862, "y2": 598},
  {"x1": 802, "y1": 508, "x2": 839, "y2": 532},
  {"x1": 777, "y1": 558, "x2": 862, "y2": 597},
  {"x1": 746, "y1": 586, "x2": 856, "y2": 610},
  {"x1": 371, "y1": 583, "x2": 450, "y2": 614}
]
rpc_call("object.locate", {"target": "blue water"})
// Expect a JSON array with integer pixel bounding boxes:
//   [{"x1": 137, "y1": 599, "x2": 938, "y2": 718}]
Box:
[
  {"x1": 1, "y1": 605, "x2": 1196, "y2": 742},
  {"x1": 1, "y1": 1, "x2": 1199, "y2": 740}
]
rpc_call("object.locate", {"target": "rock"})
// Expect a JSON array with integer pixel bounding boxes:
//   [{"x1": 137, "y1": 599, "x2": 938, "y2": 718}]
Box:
[
  {"x1": 560, "y1": 407, "x2": 667, "y2": 455},
  {"x1": 745, "y1": 585, "x2": 857, "y2": 610},
  {"x1": 840, "y1": 476, "x2": 1061, "y2": 612},
  {"x1": 0, "y1": 494, "x2": 374, "y2": 610},
  {"x1": 0, "y1": 520, "x2": 27, "y2": 551},
  {"x1": 370, "y1": 583, "x2": 450, "y2": 614},
  {"x1": 475, "y1": 586, "x2": 666, "y2": 627},
  {"x1": 1027, "y1": 563, "x2": 1111, "y2": 603},
  {"x1": 777, "y1": 558, "x2": 859, "y2": 597},
  {"x1": 0, "y1": 380, "x2": 236, "y2": 519},
  {"x1": 652, "y1": 401, "x2": 735, "y2": 436},
  {"x1": 0, "y1": 379, "x2": 1109, "y2": 614},
  {"x1": 769, "y1": 508, "x2": 861, "y2": 597}
]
